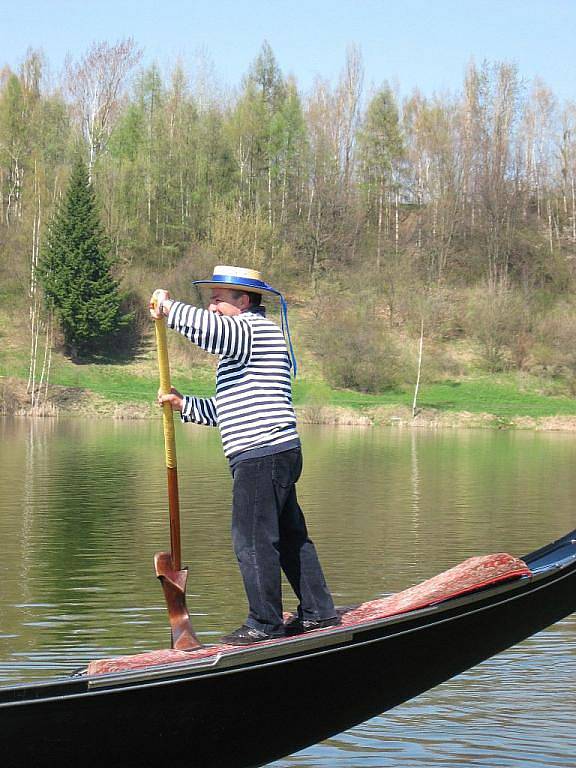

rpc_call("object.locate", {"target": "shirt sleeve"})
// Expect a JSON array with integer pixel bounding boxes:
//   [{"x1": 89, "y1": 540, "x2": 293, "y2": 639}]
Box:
[
  {"x1": 167, "y1": 301, "x2": 252, "y2": 363},
  {"x1": 180, "y1": 395, "x2": 218, "y2": 427}
]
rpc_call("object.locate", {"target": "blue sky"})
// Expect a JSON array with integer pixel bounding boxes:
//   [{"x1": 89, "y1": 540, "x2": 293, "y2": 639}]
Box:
[{"x1": 3, "y1": 0, "x2": 575, "y2": 101}]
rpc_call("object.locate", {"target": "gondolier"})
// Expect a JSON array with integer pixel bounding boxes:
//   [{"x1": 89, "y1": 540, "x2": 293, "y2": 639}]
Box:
[{"x1": 149, "y1": 266, "x2": 339, "y2": 644}]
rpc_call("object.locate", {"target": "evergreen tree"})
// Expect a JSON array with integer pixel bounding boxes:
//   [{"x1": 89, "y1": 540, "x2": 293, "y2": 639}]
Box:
[{"x1": 39, "y1": 157, "x2": 127, "y2": 358}]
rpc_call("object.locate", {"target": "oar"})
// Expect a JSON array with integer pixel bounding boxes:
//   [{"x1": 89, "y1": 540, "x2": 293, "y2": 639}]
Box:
[{"x1": 153, "y1": 299, "x2": 201, "y2": 651}]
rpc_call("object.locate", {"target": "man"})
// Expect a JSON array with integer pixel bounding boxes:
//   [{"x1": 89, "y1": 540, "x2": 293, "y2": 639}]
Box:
[{"x1": 149, "y1": 266, "x2": 339, "y2": 645}]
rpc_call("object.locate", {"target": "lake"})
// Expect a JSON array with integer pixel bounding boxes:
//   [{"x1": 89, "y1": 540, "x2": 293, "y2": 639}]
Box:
[{"x1": 0, "y1": 417, "x2": 575, "y2": 766}]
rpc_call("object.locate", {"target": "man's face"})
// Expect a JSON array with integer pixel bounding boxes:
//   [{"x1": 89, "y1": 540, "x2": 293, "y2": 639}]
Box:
[{"x1": 208, "y1": 288, "x2": 247, "y2": 316}]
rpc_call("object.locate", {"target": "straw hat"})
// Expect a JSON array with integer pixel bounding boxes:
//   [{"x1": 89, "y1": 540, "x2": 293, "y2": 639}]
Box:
[{"x1": 193, "y1": 266, "x2": 276, "y2": 296}]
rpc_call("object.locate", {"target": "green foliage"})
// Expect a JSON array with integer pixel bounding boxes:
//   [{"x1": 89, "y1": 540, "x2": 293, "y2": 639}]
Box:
[
  {"x1": 38, "y1": 158, "x2": 129, "y2": 358},
  {"x1": 0, "y1": 74, "x2": 27, "y2": 152},
  {"x1": 36, "y1": 95, "x2": 72, "y2": 167},
  {"x1": 246, "y1": 41, "x2": 286, "y2": 108},
  {"x1": 358, "y1": 85, "x2": 404, "y2": 176},
  {"x1": 108, "y1": 104, "x2": 145, "y2": 161},
  {"x1": 357, "y1": 85, "x2": 404, "y2": 217}
]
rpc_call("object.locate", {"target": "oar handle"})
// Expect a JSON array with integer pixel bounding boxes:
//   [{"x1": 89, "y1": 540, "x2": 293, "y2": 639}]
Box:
[
  {"x1": 154, "y1": 309, "x2": 182, "y2": 571},
  {"x1": 155, "y1": 316, "x2": 177, "y2": 469}
]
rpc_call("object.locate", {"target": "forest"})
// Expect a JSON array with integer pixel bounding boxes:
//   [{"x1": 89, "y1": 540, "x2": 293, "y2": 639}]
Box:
[{"x1": 2, "y1": 39, "x2": 576, "y2": 414}]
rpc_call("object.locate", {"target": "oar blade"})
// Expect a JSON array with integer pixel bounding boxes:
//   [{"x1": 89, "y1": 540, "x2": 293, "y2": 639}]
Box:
[{"x1": 154, "y1": 551, "x2": 201, "y2": 651}]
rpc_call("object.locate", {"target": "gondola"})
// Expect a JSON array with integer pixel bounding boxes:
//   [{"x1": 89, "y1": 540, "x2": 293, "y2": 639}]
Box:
[{"x1": 1, "y1": 528, "x2": 575, "y2": 768}]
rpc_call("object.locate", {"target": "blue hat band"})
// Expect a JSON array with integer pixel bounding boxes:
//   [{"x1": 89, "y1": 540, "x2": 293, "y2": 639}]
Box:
[{"x1": 193, "y1": 275, "x2": 272, "y2": 292}]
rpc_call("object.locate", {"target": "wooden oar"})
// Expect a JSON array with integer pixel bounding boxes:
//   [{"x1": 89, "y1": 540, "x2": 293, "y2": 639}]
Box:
[{"x1": 153, "y1": 301, "x2": 201, "y2": 651}]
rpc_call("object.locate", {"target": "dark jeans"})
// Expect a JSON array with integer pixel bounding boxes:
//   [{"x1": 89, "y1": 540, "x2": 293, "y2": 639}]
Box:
[{"x1": 231, "y1": 448, "x2": 336, "y2": 633}]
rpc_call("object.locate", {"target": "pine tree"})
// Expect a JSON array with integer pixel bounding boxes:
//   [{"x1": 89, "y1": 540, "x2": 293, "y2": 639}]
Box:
[{"x1": 39, "y1": 157, "x2": 128, "y2": 358}]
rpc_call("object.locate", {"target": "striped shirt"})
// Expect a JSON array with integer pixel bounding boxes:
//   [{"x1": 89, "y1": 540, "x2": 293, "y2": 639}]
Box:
[{"x1": 167, "y1": 301, "x2": 300, "y2": 465}]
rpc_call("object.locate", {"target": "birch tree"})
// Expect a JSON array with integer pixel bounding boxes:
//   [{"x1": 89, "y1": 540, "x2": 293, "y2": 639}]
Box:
[
  {"x1": 462, "y1": 61, "x2": 522, "y2": 284},
  {"x1": 336, "y1": 45, "x2": 363, "y2": 197},
  {"x1": 65, "y1": 39, "x2": 142, "y2": 178},
  {"x1": 560, "y1": 104, "x2": 576, "y2": 243},
  {"x1": 404, "y1": 92, "x2": 462, "y2": 280},
  {"x1": 0, "y1": 73, "x2": 28, "y2": 224}
]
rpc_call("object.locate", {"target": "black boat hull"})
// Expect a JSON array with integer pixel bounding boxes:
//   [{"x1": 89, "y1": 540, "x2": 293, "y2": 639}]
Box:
[{"x1": 2, "y1": 531, "x2": 575, "y2": 768}]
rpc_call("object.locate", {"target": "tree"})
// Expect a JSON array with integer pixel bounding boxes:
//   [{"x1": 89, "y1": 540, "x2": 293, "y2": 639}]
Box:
[
  {"x1": 403, "y1": 91, "x2": 462, "y2": 280},
  {"x1": 39, "y1": 158, "x2": 127, "y2": 358},
  {"x1": 358, "y1": 84, "x2": 404, "y2": 270},
  {"x1": 462, "y1": 61, "x2": 522, "y2": 284},
  {"x1": 228, "y1": 43, "x2": 286, "y2": 223},
  {"x1": 0, "y1": 72, "x2": 29, "y2": 224},
  {"x1": 272, "y1": 79, "x2": 308, "y2": 226},
  {"x1": 65, "y1": 38, "x2": 142, "y2": 178},
  {"x1": 336, "y1": 45, "x2": 363, "y2": 197}
]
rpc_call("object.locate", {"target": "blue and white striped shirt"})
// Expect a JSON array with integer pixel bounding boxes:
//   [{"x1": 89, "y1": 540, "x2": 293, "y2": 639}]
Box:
[{"x1": 167, "y1": 301, "x2": 300, "y2": 465}]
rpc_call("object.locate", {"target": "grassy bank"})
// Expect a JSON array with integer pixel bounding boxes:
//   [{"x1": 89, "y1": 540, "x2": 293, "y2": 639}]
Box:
[
  {"x1": 3, "y1": 293, "x2": 576, "y2": 425},
  {"x1": 3, "y1": 339, "x2": 576, "y2": 428},
  {"x1": 299, "y1": 376, "x2": 576, "y2": 419}
]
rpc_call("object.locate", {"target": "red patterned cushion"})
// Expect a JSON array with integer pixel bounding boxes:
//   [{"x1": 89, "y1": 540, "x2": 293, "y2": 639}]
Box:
[
  {"x1": 87, "y1": 553, "x2": 530, "y2": 676},
  {"x1": 339, "y1": 553, "x2": 530, "y2": 626}
]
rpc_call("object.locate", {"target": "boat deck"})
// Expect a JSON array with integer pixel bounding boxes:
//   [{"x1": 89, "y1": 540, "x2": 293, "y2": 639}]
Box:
[{"x1": 86, "y1": 552, "x2": 531, "y2": 676}]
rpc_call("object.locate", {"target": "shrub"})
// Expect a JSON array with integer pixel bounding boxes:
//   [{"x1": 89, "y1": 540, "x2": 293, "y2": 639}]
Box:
[
  {"x1": 311, "y1": 304, "x2": 409, "y2": 393},
  {"x1": 464, "y1": 285, "x2": 532, "y2": 372},
  {"x1": 532, "y1": 303, "x2": 576, "y2": 390}
]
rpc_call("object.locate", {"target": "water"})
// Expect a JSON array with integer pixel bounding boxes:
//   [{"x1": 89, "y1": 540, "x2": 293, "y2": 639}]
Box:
[{"x1": 0, "y1": 418, "x2": 575, "y2": 766}]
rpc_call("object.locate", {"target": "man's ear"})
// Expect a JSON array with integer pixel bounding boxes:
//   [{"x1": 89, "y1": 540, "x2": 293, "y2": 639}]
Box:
[{"x1": 239, "y1": 293, "x2": 251, "y2": 311}]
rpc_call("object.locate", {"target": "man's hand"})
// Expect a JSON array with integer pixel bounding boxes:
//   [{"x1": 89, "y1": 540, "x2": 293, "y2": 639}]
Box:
[
  {"x1": 157, "y1": 387, "x2": 184, "y2": 412},
  {"x1": 149, "y1": 289, "x2": 173, "y2": 319}
]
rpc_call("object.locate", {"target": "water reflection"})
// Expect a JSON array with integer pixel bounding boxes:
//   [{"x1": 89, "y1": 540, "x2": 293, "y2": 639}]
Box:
[{"x1": 0, "y1": 418, "x2": 575, "y2": 766}]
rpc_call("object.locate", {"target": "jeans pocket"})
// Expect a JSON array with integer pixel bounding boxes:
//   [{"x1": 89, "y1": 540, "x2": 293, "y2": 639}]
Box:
[
  {"x1": 272, "y1": 457, "x2": 292, "y2": 488},
  {"x1": 272, "y1": 449, "x2": 302, "y2": 487}
]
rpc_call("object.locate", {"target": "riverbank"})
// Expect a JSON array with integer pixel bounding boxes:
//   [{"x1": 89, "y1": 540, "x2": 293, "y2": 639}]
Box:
[{"x1": 4, "y1": 374, "x2": 576, "y2": 431}]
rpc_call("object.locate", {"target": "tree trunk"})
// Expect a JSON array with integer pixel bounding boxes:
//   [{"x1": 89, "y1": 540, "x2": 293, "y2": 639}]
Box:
[
  {"x1": 412, "y1": 318, "x2": 425, "y2": 418},
  {"x1": 377, "y1": 178, "x2": 383, "y2": 271}
]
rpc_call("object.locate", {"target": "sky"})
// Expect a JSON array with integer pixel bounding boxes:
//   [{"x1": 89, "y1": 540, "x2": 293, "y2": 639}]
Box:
[{"x1": 2, "y1": 0, "x2": 576, "y2": 102}]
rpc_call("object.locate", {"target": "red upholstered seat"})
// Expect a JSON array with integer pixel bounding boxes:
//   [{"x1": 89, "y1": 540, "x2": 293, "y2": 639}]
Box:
[
  {"x1": 339, "y1": 552, "x2": 530, "y2": 625},
  {"x1": 86, "y1": 553, "x2": 531, "y2": 676}
]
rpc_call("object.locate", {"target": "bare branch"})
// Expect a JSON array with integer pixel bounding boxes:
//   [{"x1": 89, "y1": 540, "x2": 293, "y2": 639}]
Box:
[{"x1": 65, "y1": 38, "x2": 142, "y2": 174}]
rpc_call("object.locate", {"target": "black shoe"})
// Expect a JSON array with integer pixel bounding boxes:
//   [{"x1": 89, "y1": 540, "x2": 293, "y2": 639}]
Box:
[
  {"x1": 220, "y1": 625, "x2": 284, "y2": 645},
  {"x1": 284, "y1": 615, "x2": 342, "y2": 636}
]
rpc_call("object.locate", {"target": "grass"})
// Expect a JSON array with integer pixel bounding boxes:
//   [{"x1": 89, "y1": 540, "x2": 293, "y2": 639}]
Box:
[
  {"x1": 414, "y1": 378, "x2": 576, "y2": 418},
  {"x1": 293, "y1": 375, "x2": 576, "y2": 419},
  {"x1": 4, "y1": 353, "x2": 576, "y2": 420},
  {"x1": 0, "y1": 353, "x2": 216, "y2": 405}
]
